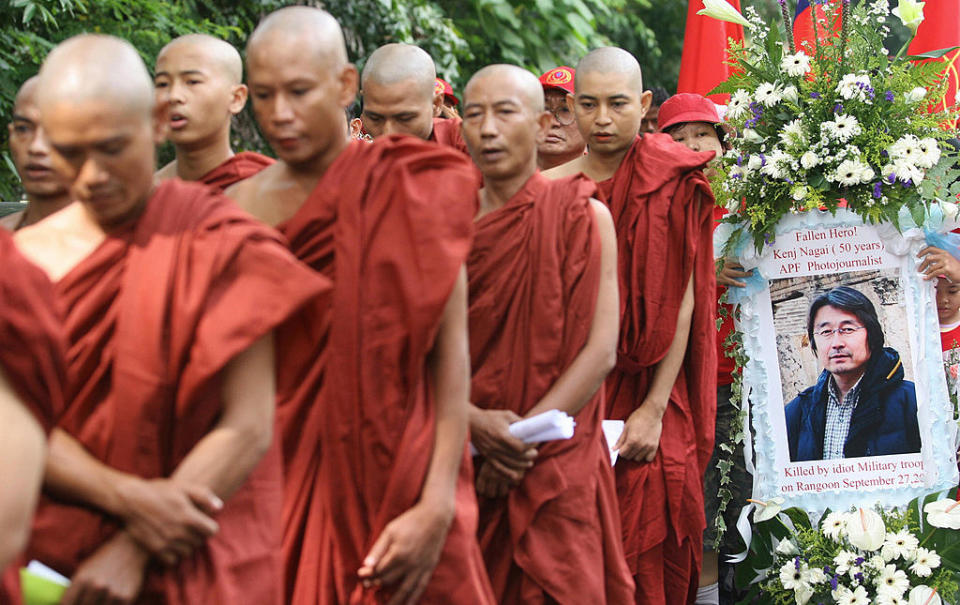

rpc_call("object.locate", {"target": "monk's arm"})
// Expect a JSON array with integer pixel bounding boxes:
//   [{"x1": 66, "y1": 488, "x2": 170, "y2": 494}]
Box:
[
  {"x1": 525, "y1": 198, "x2": 619, "y2": 419},
  {"x1": 615, "y1": 273, "x2": 695, "y2": 462},
  {"x1": 358, "y1": 267, "x2": 470, "y2": 602},
  {"x1": 0, "y1": 367, "x2": 46, "y2": 569}
]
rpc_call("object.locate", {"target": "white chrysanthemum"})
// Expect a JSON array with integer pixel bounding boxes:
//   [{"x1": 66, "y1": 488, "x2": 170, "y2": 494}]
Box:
[
  {"x1": 782, "y1": 51, "x2": 811, "y2": 77},
  {"x1": 747, "y1": 155, "x2": 763, "y2": 171},
  {"x1": 791, "y1": 184, "x2": 808, "y2": 202},
  {"x1": 782, "y1": 85, "x2": 800, "y2": 104},
  {"x1": 834, "y1": 550, "x2": 857, "y2": 574},
  {"x1": 836, "y1": 585, "x2": 870, "y2": 605},
  {"x1": 868, "y1": 555, "x2": 888, "y2": 570},
  {"x1": 892, "y1": 159, "x2": 923, "y2": 184},
  {"x1": 779, "y1": 119, "x2": 805, "y2": 146},
  {"x1": 877, "y1": 593, "x2": 906, "y2": 605},
  {"x1": 801, "y1": 151, "x2": 821, "y2": 169},
  {"x1": 910, "y1": 547, "x2": 941, "y2": 577},
  {"x1": 779, "y1": 560, "x2": 807, "y2": 590},
  {"x1": 761, "y1": 150, "x2": 791, "y2": 179},
  {"x1": 876, "y1": 564, "x2": 910, "y2": 596},
  {"x1": 823, "y1": 512, "x2": 850, "y2": 541},
  {"x1": 805, "y1": 566, "x2": 827, "y2": 584},
  {"x1": 889, "y1": 135, "x2": 921, "y2": 163},
  {"x1": 822, "y1": 114, "x2": 862, "y2": 142},
  {"x1": 917, "y1": 137, "x2": 942, "y2": 169},
  {"x1": 882, "y1": 530, "x2": 919, "y2": 561},
  {"x1": 727, "y1": 89, "x2": 751, "y2": 120},
  {"x1": 834, "y1": 160, "x2": 870, "y2": 186},
  {"x1": 905, "y1": 87, "x2": 928, "y2": 103},
  {"x1": 836, "y1": 74, "x2": 872, "y2": 101},
  {"x1": 755, "y1": 82, "x2": 782, "y2": 107}
]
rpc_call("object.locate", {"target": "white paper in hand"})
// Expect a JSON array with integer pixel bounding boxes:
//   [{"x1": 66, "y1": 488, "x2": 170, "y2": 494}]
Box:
[
  {"x1": 25, "y1": 561, "x2": 69, "y2": 587},
  {"x1": 601, "y1": 420, "x2": 625, "y2": 466},
  {"x1": 468, "y1": 409, "x2": 576, "y2": 456}
]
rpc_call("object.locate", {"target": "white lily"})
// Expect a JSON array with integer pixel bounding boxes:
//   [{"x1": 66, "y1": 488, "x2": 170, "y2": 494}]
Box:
[
  {"x1": 846, "y1": 508, "x2": 886, "y2": 551},
  {"x1": 749, "y1": 497, "x2": 784, "y2": 522},
  {"x1": 697, "y1": 0, "x2": 751, "y2": 28},
  {"x1": 924, "y1": 498, "x2": 960, "y2": 529},
  {"x1": 892, "y1": 0, "x2": 925, "y2": 36}
]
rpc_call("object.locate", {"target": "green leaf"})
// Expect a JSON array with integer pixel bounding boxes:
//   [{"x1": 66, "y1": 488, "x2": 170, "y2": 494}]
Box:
[{"x1": 907, "y1": 47, "x2": 960, "y2": 60}]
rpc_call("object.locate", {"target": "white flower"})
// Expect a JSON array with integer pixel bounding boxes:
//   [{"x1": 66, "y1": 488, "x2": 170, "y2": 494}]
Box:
[
  {"x1": 823, "y1": 511, "x2": 850, "y2": 541},
  {"x1": 910, "y1": 547, "x2": 941, "y2": 577},
  {"x1": 755, "y1": 82, "x2": 782, "y2": 107},
  {"x1": 780, "y1": 119, "x2": 805, "y2": 146},
  {"x1": 747, "y1": 155, "x2": 763, "y2": 171},
  {"x1": 905, "y1": 86, "x2": 928, "y2": 103},
  {"x1": 727, "y1": 89, "x2": 751, "y2": 120},
  {"x1": 917, "y1": 137, "x2": 942, "y2": 169},
  {"x1": 869, "y1": 0, "x2": 891, "y2": 16},
  {"x1": 728, "y1": 165, "x2": 746, "y2": 179},
  {"x1": 806, "y1": 566, "x2": 827, "y2": 584},
  {"x1": 882, "y1": 530, "x2": 919, "y2": 561},
  {"x1": 795, "y1": 583, "x2": 815, "y2": 604},
  {"x1": 836, "y1": 585, "x2": 870, "y2": 605},
  {"x1": 834, "y1": 550, "x2": 858, "y2": 574},
  {"x1": 858, "y1": 163, "x2": 875, "y2": 183},
  {"x1": 753, "y1": 497, "x2": 784, "y2": 522},
  {"x1": 697, "y1": 0, "x2": 751, "y2": 27},
  {"x1": 908, "y1": 585, "x2": 942, "y2": 605},
  {"x1": 791, "y1": 185, "x2": 808, "y2": 202},
  {"x1": 779, "y1": 560, "x2": 808, "y2": 590},
  {"x1": 847, "y1": 508, "x2": 886, "y2": 551},
  {"x1": 822, "y1": 114, "x2": 862, "y2": 142},
  {"x1": 776, "y1": 538, "x2": 800, "y2": 556},
  {"x1": 877, "y1": 593, "x2": 907, "y2": 605},
  {"x1": 893, "y1": 0, "x2": 926, "y2": 35},
  {"x1": 889, "y1": 135, "x2": 921, "y2": 163},
  {"x1": 743, "y1": 128, "x2": 763, "y2": 144},
  {"x1": 876, "y1": 564, "x2": 910, "y2": 596},
  {"x1": 925, "y1": 498, "x2": 960, "y2": 529},
  {"x1": 801, "y1": 151, "x2": 821, "y2": 169},
  {"x1": 833, "y1": 159, "x2": 871, "y2": 186},
  {"x1": 868, "y1": 554, "x2": 888, "y2": 570},
  {"x1": 761, "y1": 150, "x2": 791, "y2": 180},
  {"x1": 893, "y1": 159, "x2": 923, "y2": 184},
  {"x1": 836, "y1": 74, "x2": 873, "y2": 101},
  {"x1": 783, "y1": 85, "x2": 800, "y2": 104},
  {"x1": 782, "y1": 52, "x2": 811, "y2": 77}
]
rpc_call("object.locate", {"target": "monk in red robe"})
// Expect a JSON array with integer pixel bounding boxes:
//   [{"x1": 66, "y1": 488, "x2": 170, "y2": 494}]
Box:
[
  {"x1": 226, "y1": 8, "x2": 493, "y2": 605},
  {"x1": 2, "y1": 77, "x2": 71, "y2": 230},
  {"x1": 0, "y1": 229, "x2": 67, "y2": 569},
  {"x1": 360, "y1": 43, "x2": 469, "y2": 154},
  {"x1": 460, "y1": 64, "x2": 635, "y2": 604},
  {"x1": 0, "y1": 34, "x2": 329, "y2": 605},
  {"x1": 545, "y1": 47, "x2": 718, "y2": 605},
  {"x1": 153, "y1": 34, "x2": 273, "y2": 191}
]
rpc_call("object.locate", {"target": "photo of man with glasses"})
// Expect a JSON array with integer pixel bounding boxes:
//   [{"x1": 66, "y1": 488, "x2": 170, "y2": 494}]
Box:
[
  {"x1": 785, "y1": 286, "x2": 920, "y2": 462},
  {"x1": 536, "y1": 66, "x2": 586, "y2": 171}
]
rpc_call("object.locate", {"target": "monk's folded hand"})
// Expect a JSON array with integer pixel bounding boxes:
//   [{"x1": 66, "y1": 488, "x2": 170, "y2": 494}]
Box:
[
  {"x1": 717, "y1": 258, "x2": 751, "y2": 288},
  {"x1": 357, "y1": 501, "x2": 454, "y2": 605},
  {"x1": 475, "y1": 461, "x2": 516, "y2": 498},
  {"x1": 61, "y1": 531, "x2": 148, "y2": 605},
  {"x1": 918, "y1": 246, "x2": 960, "y2": 282},
  {"x1": 615, "y1": 403, "x2": 665, "y2": 463},
  {"x1": 115, "y1": 476, "x2": 222, "y2": 564},
  {"x1": 469, "y1": 407, "x2": 538, "y2": 473}
]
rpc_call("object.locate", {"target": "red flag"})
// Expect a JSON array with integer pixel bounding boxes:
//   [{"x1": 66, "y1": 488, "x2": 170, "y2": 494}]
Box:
[
  {"x1": 793, "y1": 0, "x2": 842, "y2": 55},
  {"x1": 677, "y1": 0, "x2": 745, "y2": 103},
  {"x1": 908, "y1": 1, "x2": 960, "y2": 116}
]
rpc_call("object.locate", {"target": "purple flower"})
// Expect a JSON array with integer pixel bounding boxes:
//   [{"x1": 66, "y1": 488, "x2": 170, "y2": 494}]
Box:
[
  {"x1": 794, "y1": 556, "x2": 801, "y2": 570},
  {"x1": 830, "y1": 575, "x2": 839, "y2": 590},
  {"x1": 854, "y1": 557, "x2": 864, "y2": 566},
  {"x1": 885, "y1": 90, "x2": 895, "y2": 101},
  {"x1": 902, "y1": 179, "x2": 914, "y2": 188},
  {"x1": 834, "y1": 103, "x2": 844, "y2": 113},
  {"x1": 873, "y1": 182, "x2": 883, "y2": 198},
  {"x1": 759, "y1": 153, "x2": 767, "y2": 166},
  {"x1": 810, "y1": 92, "x2": 822, "y2": 99},
  {"x1": 886, "y1": 172, "x2": 896, "y2": 184},
  {"x1": 737, "y1": 155, "x2": 743, "y2": 166},
  {"x1": 854, "y1": 571, "x2": 864, "y2": 584},
  {"x1": 881, "y1": 149, "x2": 888, "y2": 157}
]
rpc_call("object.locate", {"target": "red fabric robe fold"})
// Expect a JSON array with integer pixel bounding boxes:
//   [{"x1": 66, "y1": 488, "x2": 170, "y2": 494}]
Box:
[
  {"x1": 276, "y1": 137, "x2": 495, "y2": 605},
  {"x1": 200, "y1": 151, "x2": 275, "y2": 192},
  {"x1": 1, "y1": 180, "x2": 329, "y2": 605},
  {"x1": 468, "y1": 172, "x2": 636, "y2": 604},
  {"x1": 430, "y1": 116, "x2": 469, "y2": 155},
  {"x1": 0, "y1": 229, "x2": 66, "y2": 432},
  {"x1": 599, "y1": 135, "x2": 718, "y2": 604}
]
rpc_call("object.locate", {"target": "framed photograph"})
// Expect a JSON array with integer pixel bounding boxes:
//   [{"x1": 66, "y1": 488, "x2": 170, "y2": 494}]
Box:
[{"x1": 729, "y1": 211, "x2": 958, "y2": 512}]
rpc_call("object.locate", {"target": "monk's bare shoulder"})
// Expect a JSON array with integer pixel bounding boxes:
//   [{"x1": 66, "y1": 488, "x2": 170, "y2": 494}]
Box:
[
  {"x1": 13, "y1": 202, "x2": 105, "y2": 282},
  {"x1": 225, "y1": 161, "x2": 308, "y2": 227},
  {"x1": 542, "y1": 156, "x2": 586, "y2": 180},
  {"x1": 154, "y1": 160, "x2": 177, "y2": 184}
]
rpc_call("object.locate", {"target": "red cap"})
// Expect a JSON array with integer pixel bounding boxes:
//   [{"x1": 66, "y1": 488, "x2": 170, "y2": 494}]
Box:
[
  {"x1": 657, "y1": 93, "x2": 722, "y2": 131},
  {"x1": 434, "y1": 78, "x2": 459, "y2": 106},
  {"x1": 539, "y1": 66, "x2": 575, "y2": 95}
]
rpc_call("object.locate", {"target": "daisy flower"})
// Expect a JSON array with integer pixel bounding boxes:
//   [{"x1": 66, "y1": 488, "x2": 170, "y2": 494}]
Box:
[{"x1": 781, "y1": 51, "x2": 811, "y2": 77}]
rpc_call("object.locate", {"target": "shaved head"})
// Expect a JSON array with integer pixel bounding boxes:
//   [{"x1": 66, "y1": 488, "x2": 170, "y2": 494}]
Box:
[
  {"x1": 37, "y1": 34, "x2": 154, "y2": 119},
  {"x1": 361, "y1": 44, "x2": 436, "y2": 97},
  {"x1": 248, "y1": 6, "x2": 347, "y2": 68},
  {"x1": 576, "y1": 47, "x2": 644, "y2": 95},
  {"x1": 464, "y1": 64, "x2": 543, "y2": 113},
  {"x1": 13, "y1": 77, "x2": 40, "y2": 112},
  {"x1": 159, "y1": 34, "x2": 242, "y2": 85}
]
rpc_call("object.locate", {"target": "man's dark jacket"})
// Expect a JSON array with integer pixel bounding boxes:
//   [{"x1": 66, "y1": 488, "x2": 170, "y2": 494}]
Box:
[{"x1": 785, "y1": 347, "x2": 920, "y2": 461}]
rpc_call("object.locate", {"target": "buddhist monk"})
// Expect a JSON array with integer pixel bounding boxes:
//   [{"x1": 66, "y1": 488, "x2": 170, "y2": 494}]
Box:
[
  {"x1": 0, "y1": 229, "x2": 67, "y2": 569},
  {"x1": 2, "y1": 77, "x2": 71, "y2": 230},
  {"x1": 0, "y1": 34, "x2": 329, "y2": 605},
  {"x1": 536, "y1": 66, "x2": 586, "y2": 171},
  {"x1": 360, "y1": 42, "x2": 468, "y2": 153},
  {"x1": 227, "y1": 7, "x2": 493, "y2": 605},
  {"x1": 154, "y1": 34, "x2": 274, "y2": 191},
  {"x1": 460, "y1": 64, "x2": 635, "y2": 604},
  {"x1": 544, "y1": 47, "x2": 718, "y2": 605}
]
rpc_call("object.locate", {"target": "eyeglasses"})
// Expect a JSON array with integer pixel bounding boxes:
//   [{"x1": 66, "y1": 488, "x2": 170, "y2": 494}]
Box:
[
  {"x1": 545, "y1": 102, "x2": 575, "y2": 126},
  {"x1": 814, "y1": 325, "x2": 865, "y2": 339}
]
